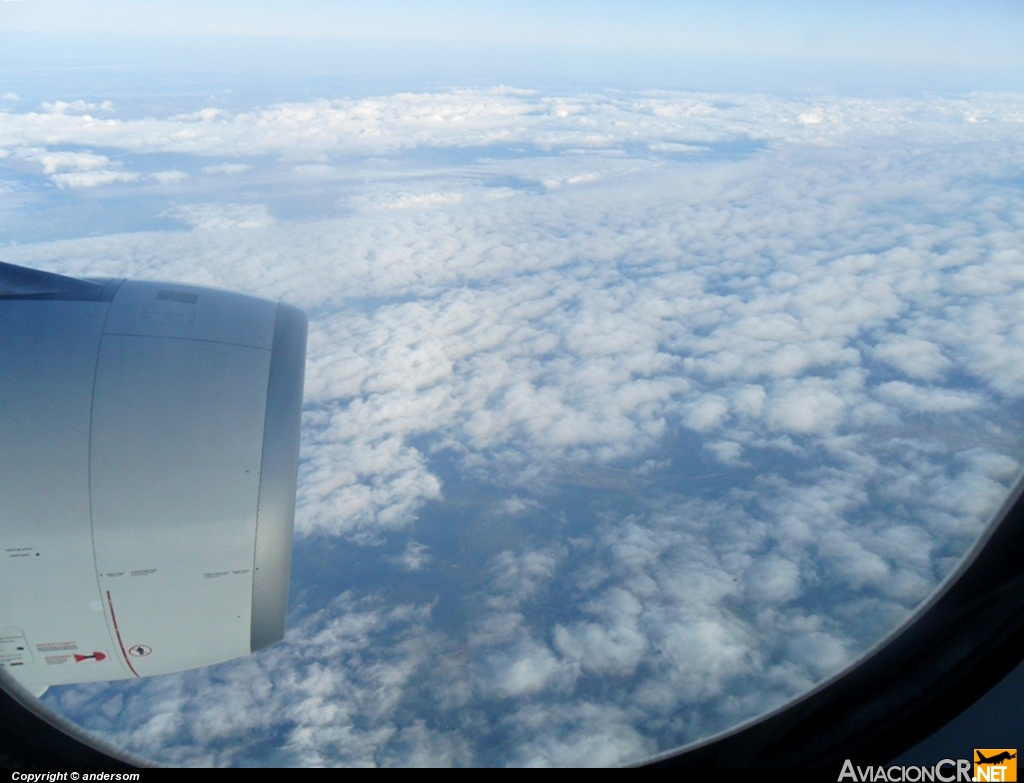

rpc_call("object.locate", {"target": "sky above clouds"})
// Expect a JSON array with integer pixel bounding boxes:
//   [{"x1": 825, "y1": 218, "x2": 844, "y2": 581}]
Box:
[
  {"x1": 2, "y1": 0, "x2": 1023, "y2": 67},
  {"x1": 3, "y1": 10, "x2": 1024, "y2": 768}
]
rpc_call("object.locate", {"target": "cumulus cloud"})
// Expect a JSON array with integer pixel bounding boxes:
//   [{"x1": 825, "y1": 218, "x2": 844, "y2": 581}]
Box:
[
  {"x1": 873, "y1": 336, "x2": 953, "y2": 381},
  {"x1": 875, "y1": 381, "x2": 982, "y2": 413},
  {"x1": 151, "y1": 170, "x2": 189, "y2": 185},
  {"x1": 0, "y1": 88, "x2": 1016, "y2": 164},
  {"x1": 52, "y1": 169, "x2": 141, "y2": 188},
  {"x1": 11, "y1": 147, "x2": 142, "y2": 189},
  {"x1": 17, "y1": 81, "x2": 1024, "y2": 766},
  {"x1": 32, "y1": 150, "x2": 112, "y2": 175},
  {"x1": 39, "y1": 99, "x2": 114, "y2": 114},
  {"x1": 45, "y1": 594, "x2": 447, "y2": 766},
  {"x1": 394, "y1": 541, "x2": 432, "y2": 571},
  {"x1": 354, "y1": 188, "x2": 465, "y2": 211},
  {"x1": 766, "y1": 379, "x2": 848, "y2": 434},
  {"x1": 201, "y1": 163, "x2": 253, "y2": 176},
  {"x1": 161, "y1": 203, "x2": 273, "y2": 230}
]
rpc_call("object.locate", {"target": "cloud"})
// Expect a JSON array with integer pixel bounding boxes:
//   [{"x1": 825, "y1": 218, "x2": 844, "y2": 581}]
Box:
[
  {"x1": 765, "y1": 379, "x2": 848, "y2": 434},
  {"x1": 393, "y1": 541, "x2": 432, "y2": 572},
  {"x1": 486, "y1": 638, "x2": 563, "y2": 697},
  {"x1": 358, "y1": 190, "x2": 465, "y2": 210},
  {"x1": 52, "y1": 170, "x2": 141, "y2": 188},
  {"x1": 873, "y1": 336, "x2": 953, "y2": 381},
  {"x1": 161, "y1": 203, "x2": 273, "y2": 230},
  {"x1": 683, "y1": 395, "x2": 729, "y2": 431},
  {"x1": 13, "y1": 148, "x2": 140, "y2": 189},
  {"x1": 553, "y1": 588, "x2": 647, "y2": 676},
  {"x1": 151, "y1": 170, "x2": 189, "y2": 185},
  {"x1": 46, "y1": 593, "x2": 446, "y2": 766},
  {"x1": 0, "y1": 88, "x2": 1016, "y2": 166},
  {"x1": 39, "y1": 99, "x2": 114, "y2": 115},
  {"x1": 705, "y1": 438, "x2": 745, "y2": 465},
  {"x1": 17, "y1": 82, "x2": 1024, "y2": 766},
  {"x1": 33, "y1": 150, "x2": 112, "y2": 175},
  {"x1": 875, "y1": 381, "x2": 982, "y2": 413},
  {"x1": 508, "y1": 702, "x2": 655, "y2": 767},
  {"x1": 200, "y1": 163, "x2": 253, "y2": 176}
]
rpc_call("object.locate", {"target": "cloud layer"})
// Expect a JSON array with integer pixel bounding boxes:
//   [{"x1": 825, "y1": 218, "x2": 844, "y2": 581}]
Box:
[{"x1": 6, "y1": 83, "x2": 1023, "y2": 765}]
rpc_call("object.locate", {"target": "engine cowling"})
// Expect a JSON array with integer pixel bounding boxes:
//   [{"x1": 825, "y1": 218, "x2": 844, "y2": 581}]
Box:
[{"x1": 0, "y1": 262, "x2": 306, "y2": 694}]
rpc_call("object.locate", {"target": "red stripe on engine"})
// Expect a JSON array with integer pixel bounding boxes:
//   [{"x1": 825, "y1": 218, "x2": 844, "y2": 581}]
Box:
[{"x1": 106, "y1": 590, "x2": 139, "y2": 677}]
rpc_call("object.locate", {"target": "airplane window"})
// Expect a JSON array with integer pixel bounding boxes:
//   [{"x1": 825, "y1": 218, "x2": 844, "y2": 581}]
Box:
[{"x1": 2, "y1": 3, "x2": 1023, "y2": 767}]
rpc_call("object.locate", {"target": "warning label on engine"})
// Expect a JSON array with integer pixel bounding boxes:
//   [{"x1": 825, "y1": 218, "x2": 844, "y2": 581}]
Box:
[
  {"x1": 0, "y1": 628, "x2": 34, "y2": 667},
  {"x1": 37, "y1": 641, "x2": 78, "y2": 652}
]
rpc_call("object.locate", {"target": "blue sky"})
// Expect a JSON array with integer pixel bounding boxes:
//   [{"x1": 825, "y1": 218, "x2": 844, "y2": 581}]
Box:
[{"x1": 1, "y1": 0, "x2": 1022, "y2": 66}]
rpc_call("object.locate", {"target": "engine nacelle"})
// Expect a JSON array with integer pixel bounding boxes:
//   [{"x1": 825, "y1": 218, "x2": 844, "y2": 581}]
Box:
[{"x1": 0, "y1": 262, "x2": 306, "y2": 694}]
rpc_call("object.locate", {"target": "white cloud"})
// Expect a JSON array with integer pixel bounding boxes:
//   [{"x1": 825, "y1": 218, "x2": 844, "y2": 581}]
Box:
[
  {"x1": 647, "y1": 141, "x2": 709, "y2": 153},
  {"x1": 875, "y1": 381, "x2": 982, "y2": 413},
  {"x1": 30, "y1": 150, "x2": 113, "y2": 175},
  {"x1": 683, "y1": 395, "x2": 729, "y2": 431},
  {"x1": 52, "y1": 170, "x2": 141, "y2": 189},
  {"x1": 201, "y1": 162, "x2": 253, "y2": 176},
  {"x1": 553, "y1": 588, "x2": 647, "y2": 676},
  {"x1": 705, "y1": 439, "x2": 744, "y2": 465},
  {"x1": 45, "y1": 593, "x2": 440, "y2": 765},
  {"x1": 509, "y1": 703, "x2": 655, "y2": 767},
  {"x1": 151, "y1": 170, "x2": 189, "y2": 185},
  {"x1": 766, "y1": 379, "x2": 848, "y2": 434},
  {"x1": 873, "y1": 336, "x2": 953, "y2": 381},
  {"x1": 17, "y1": 148, "x2": 109, "y2": 174},
  {"x1": 161, "y1": 203, "x2": 273, "y2": 230},
  {"x1": 12, "y1": 148, "x2": 141, "y2": 189},
  {"x1": 797, "y1": 108, "x2": 826, "y2": 125},
  {"x1": 39, "y1": 99, "x2": 114, "y2": 115},
  {"x1": 365, "y1": 190, "x2": 465, "y2": 210},
  {"x1": 486, "y1": 638, "x2": 564, "y2": 697},
  {"x1": 744, "y1": 556, "x2": 801, "y2": 604},
  {"x1": 18, "y1": 83, "x2": 1024, "y2": 766},
  {"x1": 0, "y1": 89, "x2": 1016, "y2": 166},
  {"x1": 393, "y1": 541, "x2": 432, "y2": 572}
]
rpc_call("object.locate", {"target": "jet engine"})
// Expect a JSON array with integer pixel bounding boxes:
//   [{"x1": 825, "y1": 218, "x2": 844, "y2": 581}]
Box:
[{"x1": 0, "y1": 262, "x2": 306, "y2": 695}]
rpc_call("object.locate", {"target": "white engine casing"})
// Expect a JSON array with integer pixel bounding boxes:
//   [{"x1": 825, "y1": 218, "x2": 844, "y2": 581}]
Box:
[{"x1": 0, "y1": 265, "x2": 306, "y2": 694}]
